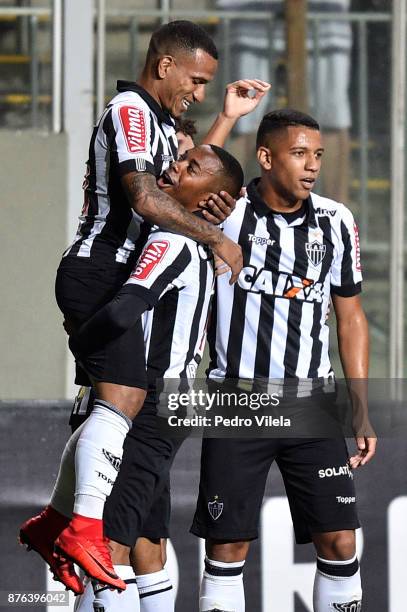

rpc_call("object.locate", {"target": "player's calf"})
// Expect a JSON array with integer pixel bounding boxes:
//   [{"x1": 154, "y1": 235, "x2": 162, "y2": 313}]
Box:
[{"x1": 130, "y1": 538, "x2": 175, "y2": 612}]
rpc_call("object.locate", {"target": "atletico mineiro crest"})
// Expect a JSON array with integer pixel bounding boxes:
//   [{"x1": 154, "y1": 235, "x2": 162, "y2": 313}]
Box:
[
  {"x1": 208, "y1": 495, "x2": 223, "y2": 520},
  {"x1": 305, "y1": 240, "x2": 326, "y2": 267}
]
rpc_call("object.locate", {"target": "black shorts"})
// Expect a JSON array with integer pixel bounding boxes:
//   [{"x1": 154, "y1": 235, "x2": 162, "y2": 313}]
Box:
[
  {"x1": 190, "y1": 437, "x2": 360, "y2": 545},
  {"x1": 55, "y1": 256, "x2": 147, "y2": 389},
  {"x1": 103, "y1": 400, "x2": 184, "y2": 546}
]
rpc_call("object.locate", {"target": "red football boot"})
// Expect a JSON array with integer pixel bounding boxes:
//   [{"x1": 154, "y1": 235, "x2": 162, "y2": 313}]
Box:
[
  {"x1": 54, "y1": 514, "x2": 126, "y2": 591},
  {"x1": 19, "y1": 505, "x2": 84, "y2": 595}
]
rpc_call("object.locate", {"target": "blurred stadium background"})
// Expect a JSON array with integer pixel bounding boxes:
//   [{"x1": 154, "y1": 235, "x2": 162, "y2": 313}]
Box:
[{"x1": 0, "y1": 1, "x2": 406, "y2": 611}]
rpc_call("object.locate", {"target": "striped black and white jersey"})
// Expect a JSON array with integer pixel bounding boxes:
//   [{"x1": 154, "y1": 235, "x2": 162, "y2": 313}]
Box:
[
  {"x1": 70, "y1": 226, "x2": 214, "y2": 424},
  {"x1": 64, "y1": 81, "x2": 178, "y2": 266},
  {"x1": 128, "y1": 228, "x2": 214, "y2": 381},
  {"x1": 209, "y1": 178, "x2": 362, "y2": 380}
]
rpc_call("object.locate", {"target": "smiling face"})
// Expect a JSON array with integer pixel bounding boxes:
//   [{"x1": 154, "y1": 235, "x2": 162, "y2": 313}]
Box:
[
  {"x1": 158, "y1": 49, "x2": 218, "y2": 118},
  {"x1": 257, "y1": 126, "x2": 324, "y2": 209},
  {"x1": 157, "y1": 145, "x2": 222, "y2": 209}
]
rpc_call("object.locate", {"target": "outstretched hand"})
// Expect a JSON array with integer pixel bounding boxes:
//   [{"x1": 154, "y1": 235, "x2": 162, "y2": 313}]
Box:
[{"x1": 222, "y1": 79, "x2": 271, "y2": 120}]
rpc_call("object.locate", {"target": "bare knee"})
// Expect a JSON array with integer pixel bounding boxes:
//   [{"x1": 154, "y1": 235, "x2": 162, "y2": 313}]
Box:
[
  {"x1": 95, "y1": 382, "x2": 146, "y2": 419},
  {"x1": 206, "y1": 539, "x2": 250, "y2": 563},
  {"x1": 313, "y1": 530, "x2": 356, "y2": 561},
  {"x1": 130, "y1": 537, "x2": 164, "y2": 575},
  {"x1": 108, "y1": 540, "x2": 131, "y2": 565}
]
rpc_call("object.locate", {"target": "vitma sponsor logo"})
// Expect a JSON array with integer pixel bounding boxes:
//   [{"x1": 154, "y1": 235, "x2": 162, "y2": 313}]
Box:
[
  {"x1": 119, "y1": 106, "x2": 147, "y2": 153},
  {"x1": 131, "y1": 240, "x2": 170, "y2": 280}
]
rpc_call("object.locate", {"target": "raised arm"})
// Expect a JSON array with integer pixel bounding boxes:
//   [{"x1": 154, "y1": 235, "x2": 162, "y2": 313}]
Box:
[
  {"x1": 121, "y1": 171, "x2": 242, "y2": 283},
  {"x1": 203, "y1": 79, "x2": 271, "y2": 147}
]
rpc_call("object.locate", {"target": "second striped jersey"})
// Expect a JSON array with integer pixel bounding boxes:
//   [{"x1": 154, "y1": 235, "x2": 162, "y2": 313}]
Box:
[
  {"x1": 124, "y1": 227, "x2": 214, "y2": 382},
  {"x1": 209, "y1": 178, "x2": 363, "y2": 380},
  {"x1": 70, "y1": 225, "x2": 214, "y2": 424},
  {"x1": 65, "y1": 81, "x2": 178, "y2": 266}
]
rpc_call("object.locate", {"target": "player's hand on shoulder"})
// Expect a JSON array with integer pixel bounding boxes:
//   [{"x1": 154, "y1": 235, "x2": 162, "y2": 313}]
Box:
[
  {"x1": 222, "y1": 79, "x2": 271, "y2": 119},
  {"x1": 198, "y1": 190, "x2": 236, "y2": 225}
]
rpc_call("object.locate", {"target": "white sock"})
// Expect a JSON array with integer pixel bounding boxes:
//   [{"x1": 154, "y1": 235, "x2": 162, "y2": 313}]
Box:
[
  {"x1": 73, "y1": 576, "x2": 94, "y2": 611},
  {"x1": 136, "y1": 568, "x2": 174, "y2": 611},
  {"x1": 74, "y1": 401, "x2": 131, "y2": 519},
  {"x1": 50, "y1": 422, "x2": 85, "y2": 518},
  {"x1": 92, "y1": 565, "x2": 140, "y2": 612},
  {"x1": 313, "y1": 554, "x2": 362, "y2": 612},
  {"x1": 199, "y1": 557, "x2": 245, "y2": 612}
]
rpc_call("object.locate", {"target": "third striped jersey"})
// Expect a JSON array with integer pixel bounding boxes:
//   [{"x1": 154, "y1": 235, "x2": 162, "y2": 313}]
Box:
[
  {"x1": 65, "y1": 81, "x2": 178, "y2": 266},
  {"x1": 209, "y1": 178, "x2": 362, "y2": 380}
]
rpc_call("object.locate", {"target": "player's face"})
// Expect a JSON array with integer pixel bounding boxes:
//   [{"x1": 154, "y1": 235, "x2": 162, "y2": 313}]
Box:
[
  {"x1": 160, "y1": 49, "x2": 218, "y2": 118},
  {"x1": 157, "y1": 145, "x2": 221, "y2": 209},
  {"x1": 258, "y1": 126, "x2": 324, "y2": 205},
  {"x1": 176, "y1": 131, "x2": 195, "y2": 156}
]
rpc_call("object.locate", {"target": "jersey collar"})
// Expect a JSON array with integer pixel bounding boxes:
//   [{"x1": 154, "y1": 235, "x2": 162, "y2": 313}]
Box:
[
  {"x1": 247, "y1": 178, "x2": 318, "y2": 228},
  {"x1": 116, "y1": 80, "x2": 175, "y2": 127}
]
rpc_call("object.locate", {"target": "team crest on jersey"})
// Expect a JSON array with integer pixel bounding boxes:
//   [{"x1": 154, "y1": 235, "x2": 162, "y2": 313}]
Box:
[
  {"x1": 305, "y1": 240, "x2": 326, "y2": 267},
  {"x1": 331, "y1": 601, "x2": 362, "y2": 612},
  {"x1": 131, "y1": 241, "x2": 170, "y2": 280},
  {"x1": 208, "y1": 495, "x2": 223, "y2": 520},
  {"x1": 119, "y1": 106, "x2": 147, "y2": 153}
]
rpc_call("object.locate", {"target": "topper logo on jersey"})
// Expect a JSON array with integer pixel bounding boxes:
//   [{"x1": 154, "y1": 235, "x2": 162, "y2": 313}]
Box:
[
  {"x1": 238, "y1": 265, "x2": 324, "y2": 303},
  {"x1": 119, "y1": 106, "x2": 147, "y2": 153},
  {"x1": 306, "y1": 241, "x2": 326, "y2": 267},
  {"x1": 131, "y1": 241, "x2": 170, "y2": 280},
  {"x1": 248, "y1": 233, "x2": 276, "y2": 247}
]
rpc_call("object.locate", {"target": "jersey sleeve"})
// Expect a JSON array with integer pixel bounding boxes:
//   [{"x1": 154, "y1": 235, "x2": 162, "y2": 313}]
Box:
[
  {"x1": 330, "y1": 206, "x2": 363, "y2": 297},
  {"x1": 110, "y1": 101, "x2": 156, "y2": 177},
  {"x1": 125, "y1": 231, "x2": 192, "y2": 304}
]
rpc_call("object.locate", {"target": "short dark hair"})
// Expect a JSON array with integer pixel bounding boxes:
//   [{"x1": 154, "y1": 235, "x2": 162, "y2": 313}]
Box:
[
  {"x1": 147, "y1": 20, "x2": 218, "y2": 62},
  {"x1": 256, "y1": 109, "x2": 320, "y2": 149},
  {"x1": 174, "y1": 118, "x2": 197, "y2": 138},
  {"x1": 209, "y1": 145, "x2": 244, "y2": 198}
]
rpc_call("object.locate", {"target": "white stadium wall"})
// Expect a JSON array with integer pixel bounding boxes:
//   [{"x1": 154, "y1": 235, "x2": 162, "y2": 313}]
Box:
[{"x1": 0, "y1": 132, "x2": 68, "y2": 399}]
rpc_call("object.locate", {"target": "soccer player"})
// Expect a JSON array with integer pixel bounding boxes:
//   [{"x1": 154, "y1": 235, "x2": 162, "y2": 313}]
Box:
[
  {"x1": 21, "y1": 144, "x2": 244, "y2": 608},
  {"x1": 19, "y1": 19, "x2": 269, "y2": 591},
  {"x1": 174, "y1": 117, "x2": 197, "y2": 154},
  {"x1": 190, "y1": 109, "x2": 377, "y2": 612}
]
